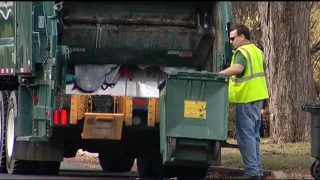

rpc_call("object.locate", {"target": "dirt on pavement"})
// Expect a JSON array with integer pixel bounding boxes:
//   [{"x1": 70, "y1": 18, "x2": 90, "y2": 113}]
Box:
[{"x1": 63, "y1": 140, "x2": 314, "y2": 180}]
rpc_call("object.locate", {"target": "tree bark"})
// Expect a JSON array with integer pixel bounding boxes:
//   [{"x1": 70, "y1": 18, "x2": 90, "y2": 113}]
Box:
[{"x1": 258, "y1": 2, "x2": 316, "y2": 143}]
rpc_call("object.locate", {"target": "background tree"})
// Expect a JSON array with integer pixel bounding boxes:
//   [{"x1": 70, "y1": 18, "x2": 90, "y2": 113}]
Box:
[
  {"x1": 258, "y1": 2, "x2": 316, "y2": 143},
  {"x1": 232, "y1": 2, "x2": 260, "y2": 46},
  {"x1": 310, "y1": 2, "x2": 320, "y2": 97}
]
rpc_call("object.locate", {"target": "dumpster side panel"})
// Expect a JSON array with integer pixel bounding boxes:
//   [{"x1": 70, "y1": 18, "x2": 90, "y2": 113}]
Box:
[
  {"x1": 159, "y1": 70, "x2": 228, "y2": 165},
  {"x1": 311, "y1": 112, "x2": 320, "y2": 158},
  {"x1": 163, "y1": 77, "x2": 228, "y2": 140}
]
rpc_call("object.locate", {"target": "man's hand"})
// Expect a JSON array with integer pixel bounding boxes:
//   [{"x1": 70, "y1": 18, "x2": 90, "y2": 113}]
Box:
[{"x1": 219, "y1": 64, "x2": 245, "y2": 77}]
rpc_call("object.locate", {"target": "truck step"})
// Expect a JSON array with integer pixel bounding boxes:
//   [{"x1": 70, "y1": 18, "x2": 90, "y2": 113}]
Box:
[{"x1": 16, "y1": 136, "x2": 49, "y2": 142}]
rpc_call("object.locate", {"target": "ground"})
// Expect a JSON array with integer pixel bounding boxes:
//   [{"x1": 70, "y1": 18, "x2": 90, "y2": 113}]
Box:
[
  {"x1": 215, "y1": 138, "x2": 313, "y2": 179},
  {"x1": 63, "y1": 138, "x2": 313, "y2": 179}
]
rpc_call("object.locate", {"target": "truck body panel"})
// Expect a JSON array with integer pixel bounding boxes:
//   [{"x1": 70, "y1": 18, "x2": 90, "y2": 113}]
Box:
[
  {"x1": 60, "y1": 2, "x2": 201, "y2": 66},
  {"x1": 0, "y1": 1, "x2": 234, "y2": 178}
]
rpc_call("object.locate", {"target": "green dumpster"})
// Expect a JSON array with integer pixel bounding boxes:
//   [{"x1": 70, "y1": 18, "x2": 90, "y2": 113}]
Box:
[{"x1": 159, "y1": 69, "x2": 229, "y2": 166}]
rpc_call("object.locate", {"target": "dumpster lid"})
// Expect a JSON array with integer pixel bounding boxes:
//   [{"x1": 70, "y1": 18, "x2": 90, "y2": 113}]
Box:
[
  {"x1": 167, "y1": 69, "x2": 227, "y2": 81},
  {"x1": 301, "y1": 101, "x2": 320, "y2": 112}
]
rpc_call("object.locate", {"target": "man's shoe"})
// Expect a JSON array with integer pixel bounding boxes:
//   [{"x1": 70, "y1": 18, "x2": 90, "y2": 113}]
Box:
[{"x1": 238, "y1": 174, "x2": 262, "y2": 179}]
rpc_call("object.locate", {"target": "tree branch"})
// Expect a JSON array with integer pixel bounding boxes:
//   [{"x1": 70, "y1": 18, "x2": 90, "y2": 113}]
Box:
[{"x1": 311, "y1": 41, "x2": 320, "y2": 55}]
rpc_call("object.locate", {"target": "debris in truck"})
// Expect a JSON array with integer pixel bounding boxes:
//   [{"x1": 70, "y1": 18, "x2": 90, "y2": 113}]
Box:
[
  {"x1": 67, "y1": 65, "x2": 194, "y2": 98},
  {"x1": 72, "y1": 64, "x2": 118, "y2": 93}
]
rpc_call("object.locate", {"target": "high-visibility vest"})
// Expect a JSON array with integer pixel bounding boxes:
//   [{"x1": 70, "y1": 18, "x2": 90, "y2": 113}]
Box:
[{"x1": 228, "y1": 43, "x2": 269, "y2": 103}]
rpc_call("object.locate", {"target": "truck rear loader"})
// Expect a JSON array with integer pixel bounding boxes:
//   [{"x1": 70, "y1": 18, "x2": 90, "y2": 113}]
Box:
[{"x1": 0, "y1": 1, "x2": 233, "y2": 178}]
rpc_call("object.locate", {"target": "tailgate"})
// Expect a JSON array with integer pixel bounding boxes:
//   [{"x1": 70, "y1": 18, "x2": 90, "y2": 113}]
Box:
[{"x1": 58, "y1": 1, "x2": 215, "y2": 66}]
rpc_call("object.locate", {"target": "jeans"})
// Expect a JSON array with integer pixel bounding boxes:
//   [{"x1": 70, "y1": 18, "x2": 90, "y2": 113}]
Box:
[{"x1": 236, "y1": 100, "x2": 264, "y2": 176}]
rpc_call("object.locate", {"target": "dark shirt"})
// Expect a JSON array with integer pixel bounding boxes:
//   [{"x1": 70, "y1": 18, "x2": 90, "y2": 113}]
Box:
[{"x1": 262, "y1": 99, "x2": 268, "y2": 109}]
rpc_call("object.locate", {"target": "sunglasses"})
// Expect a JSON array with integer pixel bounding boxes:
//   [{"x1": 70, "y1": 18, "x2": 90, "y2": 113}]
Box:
[{"x1": 230, "y1": 36, "x2": 237, "y2": 41}]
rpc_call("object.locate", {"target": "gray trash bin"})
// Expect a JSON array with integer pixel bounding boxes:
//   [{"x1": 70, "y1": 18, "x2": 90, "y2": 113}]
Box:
[{"x1": 301, "y1": 101, "x2": 320, "y2": 179}]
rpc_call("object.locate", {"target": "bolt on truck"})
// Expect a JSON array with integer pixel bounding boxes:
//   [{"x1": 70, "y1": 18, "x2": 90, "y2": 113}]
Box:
[{"x1": 0, "y1": 1, "x2": 233, "y2": 179}]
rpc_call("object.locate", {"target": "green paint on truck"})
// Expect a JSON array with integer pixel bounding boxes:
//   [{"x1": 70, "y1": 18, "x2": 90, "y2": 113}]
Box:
[{"x1": 0, "y1": 1, "x2": 233, "y2": 178}]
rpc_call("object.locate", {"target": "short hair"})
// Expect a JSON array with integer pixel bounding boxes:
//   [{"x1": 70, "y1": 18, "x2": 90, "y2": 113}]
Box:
[{"x1": 230, "y1": 24, "x2": 251, "y2": 41}]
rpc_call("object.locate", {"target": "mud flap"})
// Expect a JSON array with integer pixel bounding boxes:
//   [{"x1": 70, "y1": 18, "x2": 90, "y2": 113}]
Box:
[{"x1": 13, "y1": 141, "x2": 64, "y2": 161}]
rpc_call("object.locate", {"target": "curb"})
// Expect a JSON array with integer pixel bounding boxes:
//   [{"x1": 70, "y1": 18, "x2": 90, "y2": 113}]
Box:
[
  {"x1": 209, "y1": 166, "x2": 275, "y2": 178},
  {"x1": 73, "y1": 153, "x2": 286, "y2": 179}
]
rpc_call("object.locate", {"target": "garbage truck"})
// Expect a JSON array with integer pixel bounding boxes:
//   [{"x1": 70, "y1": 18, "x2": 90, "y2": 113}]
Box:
[{"x1": 0, "y1": 1, "x2": 233, "y2": 178}]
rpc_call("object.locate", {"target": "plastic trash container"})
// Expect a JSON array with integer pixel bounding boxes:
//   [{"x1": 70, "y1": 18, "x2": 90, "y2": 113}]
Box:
[
  {"x1": 159, "y1": 69, "x2": 229, "y2": 141},
  {"x1": 159, "y1": 69, "x2": 229, "y2": 165},
  {"x1": 301, "y1": 101, "x2": 320, "y2": 179}
]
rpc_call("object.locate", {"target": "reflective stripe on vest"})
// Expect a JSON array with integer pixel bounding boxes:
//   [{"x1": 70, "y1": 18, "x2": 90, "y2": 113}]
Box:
[
  {"x1": 228, "y1": 44, "x2": 269, "y2": 103},
  {"x1": 230, "y1": 47, "x2": 265, "y2": 83}
]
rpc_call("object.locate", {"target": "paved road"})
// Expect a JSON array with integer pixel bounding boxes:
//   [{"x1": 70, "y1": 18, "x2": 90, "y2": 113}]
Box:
[
  {"x1": 0, "y1": 163, "x2": 241, "y2": 179},
  {"x1": 0, "y1": 162, "x2": 139, "y2": 179}
]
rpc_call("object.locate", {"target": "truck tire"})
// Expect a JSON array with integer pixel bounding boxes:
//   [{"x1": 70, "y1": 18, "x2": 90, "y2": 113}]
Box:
[
  {"x1": 0, "y1": 91, "x2": 10, "y2": 173},
  {"x1": 63, "y1": 145, "x2": 78, "y2": 158},
  {"x1": 99, "y1": 152, "x2": 134, "y2": 172},
  {"x1": 37, "y1": 161, "x2": 61, "y2": 175},
  {"x1": 137, "y1": 155, "x2": 156, "y2": 177},
  {"x1": 5, "y1": 91, "x2": 37, "y2": 174},
  {"x1": 137, "y1": 152, "x2": 208, "y2": 179}
]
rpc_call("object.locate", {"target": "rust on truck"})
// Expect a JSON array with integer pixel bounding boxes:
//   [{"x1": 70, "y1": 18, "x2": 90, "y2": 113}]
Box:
[
  {"x1": 62, "y1": 2, "x2": 196, "y2": 27},
  {"x1": 70, "y1": 95, "x2": 89, "y2": 124},
  {"x1": 116, "y1": 96, "x2": 133, "y2": 126},
  {"x1": 63, "y1": 17, "x2": 196, "y2": 27},
  {"x1": 82, "y1": 112, "x2": 124, "y2": 140},
  {"x1": 57, "y1": 1, "x2": 209, "y2": 66},
  {"x1": 147, "y1": 98, "x2": 159, "y2": 127}
]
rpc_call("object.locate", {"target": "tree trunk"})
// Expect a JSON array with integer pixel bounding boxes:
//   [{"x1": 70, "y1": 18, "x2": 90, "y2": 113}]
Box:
[{"x1": 258, "y1": 2, "x2": 316, "y2": 143}]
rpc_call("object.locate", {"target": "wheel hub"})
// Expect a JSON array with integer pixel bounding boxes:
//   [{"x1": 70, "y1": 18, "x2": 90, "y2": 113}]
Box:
[{"x1": 6, "y1": 109, "x2": 14, "y2": 158}]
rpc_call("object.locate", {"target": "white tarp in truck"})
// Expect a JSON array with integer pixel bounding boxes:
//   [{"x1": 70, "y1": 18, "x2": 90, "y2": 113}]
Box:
[{"x1": 66, "y1": 65, "x2": 193, "y2": 98}]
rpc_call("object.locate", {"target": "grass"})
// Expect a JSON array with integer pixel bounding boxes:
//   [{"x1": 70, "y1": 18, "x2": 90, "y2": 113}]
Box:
[{"x1": 221, "y1": 138, "x2": 313, "y2": 171}]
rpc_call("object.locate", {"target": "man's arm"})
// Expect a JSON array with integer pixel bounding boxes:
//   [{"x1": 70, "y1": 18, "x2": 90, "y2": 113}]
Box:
[
  {"x1": 219, "y1": 64, "x2": 245, "y2": 77},
  {"x1": 219, "y1": 51, "x2": 246, "y2": 77}
]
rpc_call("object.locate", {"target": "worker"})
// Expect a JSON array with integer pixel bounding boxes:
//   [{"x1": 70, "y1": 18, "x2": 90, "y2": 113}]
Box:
[{"x1": 219, "y1": 24, "x2": 269, "y2": 180}]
